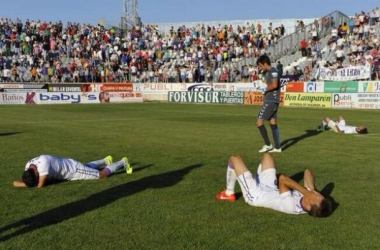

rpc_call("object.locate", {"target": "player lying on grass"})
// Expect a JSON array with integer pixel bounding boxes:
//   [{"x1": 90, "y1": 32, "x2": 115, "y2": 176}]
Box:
[
  {"x1": 13, "y1": 154, "x2": 133, "y2": 188},
  {"x1": 317, "y1": 115, "x2": 368, "y2": 134},
  {"x1": 215, "y1": 153, "x2": 331, "y2": 217}
]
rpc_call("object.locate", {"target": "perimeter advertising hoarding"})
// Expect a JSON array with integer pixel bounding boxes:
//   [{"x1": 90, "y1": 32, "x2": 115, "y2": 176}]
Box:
[
  {"x1": 3, "y1": 89, "x2": 47, "y2": 93},
  {"x1": 324, "y1": 81, "x2": 358, "y2": 93},
  {"x1": 49, "y1": 85, "x2": 82, "y2": 92},
  {"x1": 279, "y1": 75, "x2": 302, "y2": 87},
  {"x1": 0, "y1": 92, "x2": 36, "y2": 104},
  {"x1": 243, "y1": 92, "x2": 285, "y2": 106},
  {"x1": 331, "y1": 93, "x2": 357, "y2": 109},
  {"x1": 168, "y1": 91, "x2": 244, "y2": 104},
  {"x1": 0, "y1": 83, "x2": 46, "y2": 90},
  {"x1": 137, "y1": 83, "x2": 188, "y2": 93},
  {"x1": 83, "y1": 83, "x2": 133, "y2": 92},
  {"x1": 139, "y1": 82, "x2": 266, "y2": 93},
  {"x1": 304, "y1": 82, "x2": 325, "y2": 93},
  {"x1": 358, "y1": 81, "x2": 380, "y2": 93},
  {"x1": 0, "y1": 92, "x2": 143, "y2": 105},
  {"x1": 332, "y1": 93, "x2": 380, "y2": 109},
  {"x1": 285, "y1": 82, "x2": 304, "y2": 92},
  {"x1": 0, "y1": 84, "x2": 25, "y2": 89},
  {"x1": 284, "y1": 93, "x2": 332, "y2": 108},
  {"x1": 356, "y1": 93, "x2": 380, "y2": 109},
  {"x1": 37, "y1": 92, "x2": 143, "y2": 104},
  {"x1": 100, "y1": 84, "x2": 133, "y2": 92}
]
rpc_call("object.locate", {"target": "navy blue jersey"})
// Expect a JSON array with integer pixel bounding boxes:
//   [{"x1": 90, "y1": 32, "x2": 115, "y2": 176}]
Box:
[{"x1": 264, "y1": 67, "x2": 280, "y2": 103}]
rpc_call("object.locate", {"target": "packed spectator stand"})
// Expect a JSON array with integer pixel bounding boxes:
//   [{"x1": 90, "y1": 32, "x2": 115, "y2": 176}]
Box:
[
  {"x1": 1, "y1": 7, "x2": 380, "y2": 84},
  {"x1": 0, "y1": 16, "x2": 287, "y2": 84}
]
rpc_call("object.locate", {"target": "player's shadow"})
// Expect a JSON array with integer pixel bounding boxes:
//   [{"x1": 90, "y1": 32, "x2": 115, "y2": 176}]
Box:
[
  {"x1": 281, "y1": 130, "x2": 323, "y2": 151},
  {"x1": 320, "y1": 182, "x2": 339, "y2": 216},
  {"x1": 108, "y1": 162, "x2": 152, "y2": 176},
  {"x1": 0, "y1": 163, "x2": 202, "y2": 242},
  {"x1": 0, "y1": 132, "x2": 22, "y2": 137}
]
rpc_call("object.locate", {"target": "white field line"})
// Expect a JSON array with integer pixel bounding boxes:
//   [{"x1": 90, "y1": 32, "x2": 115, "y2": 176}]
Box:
[{"x1": 353, "y1": 134, "x2": 380, "y2": 138}]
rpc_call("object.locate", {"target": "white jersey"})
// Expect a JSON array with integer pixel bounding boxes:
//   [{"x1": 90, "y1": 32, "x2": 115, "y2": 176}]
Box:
[
  {"x1": 24, "y1": 155, "x2": 81, "y2": 180},
  {"x1": 237, "y1": 169, "x2": 306, "y2": 215},
  {"x1": 254, "y1": 188, "x2": 305, "y2": 214},
  {"x1": 328, "y1": 119, "x2": 358, "y2": 134},
  {"x1": 340, "y1": 125, "x2": 357, "y2": 134}
]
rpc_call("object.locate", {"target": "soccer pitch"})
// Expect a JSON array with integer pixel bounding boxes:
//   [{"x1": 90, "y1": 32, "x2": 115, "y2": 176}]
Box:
[{"x1": 0, "y1": 103, "x2": 379, "y2": 249}]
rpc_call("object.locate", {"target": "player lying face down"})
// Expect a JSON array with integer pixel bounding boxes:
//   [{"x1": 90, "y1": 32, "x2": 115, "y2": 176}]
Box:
[{"x1": 13, "y1": 154, "x2": 132, "y2": 188}]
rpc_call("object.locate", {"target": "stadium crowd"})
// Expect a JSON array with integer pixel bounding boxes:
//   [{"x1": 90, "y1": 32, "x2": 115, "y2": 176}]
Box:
[
  {"x1": 0, "y1": 16, "x2": 287, "y2": 84},
  {"x1": 1, "y1": 7, "x2": 380, "y2": 84},
  {"x1": 298, "y1": 8, "x2": 380, "y2": 81}
]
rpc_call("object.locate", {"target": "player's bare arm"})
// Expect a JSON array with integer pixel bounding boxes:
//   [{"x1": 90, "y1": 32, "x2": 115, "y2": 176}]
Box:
[
  {"x1": 279, "y1": 174, "x2": 309, "y2": 195},
  {"x1": 303, "y1": 169, "x2": 316, "y2": 191},
  {"x1": 37, "y1": 175, "x2": 47, "y2": 188},
  {"x1": 13, "y1": 181, "x2": 27, "y2": 188},
  {"x1": 335, "y1": 125, "x2": 343, "y2": 133},
  {"x1": 279, "y1": 174, "x2": 323, "y2": 202}
]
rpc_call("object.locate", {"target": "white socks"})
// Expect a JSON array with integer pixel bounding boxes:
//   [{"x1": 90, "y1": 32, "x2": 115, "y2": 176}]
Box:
[
  {"x1": 257, "y1": 164, "x2": 262, "y2": 175},
  {"x1": 105, "y1": 160, "x2": 124, "y2": 174},
  {"x1": 226, "y1": 162, "x2": 237, "y2": 195},
  {"x1": 86, "y1": 159, "x2": 106, "y2": 169}
]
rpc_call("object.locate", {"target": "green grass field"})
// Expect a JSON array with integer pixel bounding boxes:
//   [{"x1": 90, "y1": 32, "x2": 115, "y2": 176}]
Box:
[{"x1": 0, "y1": 103, "x2": 380, "y2": 250}]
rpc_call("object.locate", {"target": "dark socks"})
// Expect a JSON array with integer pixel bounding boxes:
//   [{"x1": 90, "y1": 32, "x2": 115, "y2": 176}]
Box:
[
  {"x1": 270, "y1": 124, "x2": 281, "y2": 149},
  {"x1": 258, "y1": 125, "x2": 271, "y2": 146}
]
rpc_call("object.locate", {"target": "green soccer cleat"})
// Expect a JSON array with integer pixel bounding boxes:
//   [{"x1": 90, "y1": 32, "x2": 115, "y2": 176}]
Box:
[
  {"x1": 122, "y1": 157, "x2": 133, "y2": 174},
  {"x1": 105, "y1": 155, "x2": 113, "y2": 166}
]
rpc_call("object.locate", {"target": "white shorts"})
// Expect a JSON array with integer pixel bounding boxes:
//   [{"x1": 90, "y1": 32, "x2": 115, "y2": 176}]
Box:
[
  {"x1": 328, "y1": 119, "x2": 346, "y2": 133},
  {"x1": 237, "y1": 167, "x2": 278, "y2": 206},
  {"x1": 69, "y1": 163, "x2": 100, "y2": 181}
]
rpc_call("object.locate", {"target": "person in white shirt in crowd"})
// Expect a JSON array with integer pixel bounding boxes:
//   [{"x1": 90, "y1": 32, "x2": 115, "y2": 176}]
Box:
[{"x1": 335, "y1": 47, "x2": 345, "y2": 63}]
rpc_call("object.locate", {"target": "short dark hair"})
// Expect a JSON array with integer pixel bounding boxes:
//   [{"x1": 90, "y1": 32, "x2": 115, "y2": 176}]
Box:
[
  {"x1": 22, "y1": 169, "x2": 38, "y2": 187},
  {"x1": 358, "y1": 127, "x2": 368, "y2": 134},
  {"x1": 256, "y1": 55, "x2": 271, "y2": 66},
  {"x1": 308, "y1": 199, "x2": 332, "y2": 218}
]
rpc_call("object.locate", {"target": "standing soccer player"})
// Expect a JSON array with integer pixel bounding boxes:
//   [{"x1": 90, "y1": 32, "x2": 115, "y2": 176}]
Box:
[{"x1": 256, "y1": 55, "x2": 281, "y2": 153}]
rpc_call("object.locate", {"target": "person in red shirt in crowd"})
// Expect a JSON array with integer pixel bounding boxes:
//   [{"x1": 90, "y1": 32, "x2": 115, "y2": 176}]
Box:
[{"x1": 300, "y1": 39, "x2": 308, "y2": 57}]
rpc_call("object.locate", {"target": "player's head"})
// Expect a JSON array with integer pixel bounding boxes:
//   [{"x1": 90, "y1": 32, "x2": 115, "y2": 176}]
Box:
[
  {"x1": 256, "y1": 55, "x2": 271, "y2": 71},
  {"x1": 22, "y1": 165, "x2": 38, "y2": 187},
  {"x1": 308, "y1": 199, "x2": 332, "y2": 218},
  {"x1": 302, "y1": 191, "x2": 332, "y2": 218},
  {"x1": 356, "y1": 126, "x2": 368, "y2": 134}
]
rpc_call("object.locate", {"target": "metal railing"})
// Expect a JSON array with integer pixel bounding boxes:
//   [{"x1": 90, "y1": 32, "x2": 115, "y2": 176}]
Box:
[{"x1": 267, "y1": 11, "x2": 350, "y2": 62}]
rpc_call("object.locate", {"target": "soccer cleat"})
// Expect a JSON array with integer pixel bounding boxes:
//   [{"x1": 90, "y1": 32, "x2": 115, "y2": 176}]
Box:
[
  {"x1": 316, "y1": 125, "x2": 327, "y2": 132},
  {"x1": 122, "y1": 157, "x2": 133, "y2": 174},
  {"x1": 316, "y1": 126, "x2": 324, "y2": 132},
  {"x1": 268, "y1": 148, "x2": 282, "y2": 153},
  {"x1": 215, "y1": 190, "x2": 236, "y2": 202},
  {"x1": 104, "y1": 155, "x2": 113, "y2": 166},
  {"x1": 258, "y1": 144, "x2": 273, "y2": 153}
]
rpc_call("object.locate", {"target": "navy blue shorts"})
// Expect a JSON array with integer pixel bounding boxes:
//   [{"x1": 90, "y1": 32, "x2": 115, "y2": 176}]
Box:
[{"x1": 257, "y1": 102, "x2": 279, "y2": 120}]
